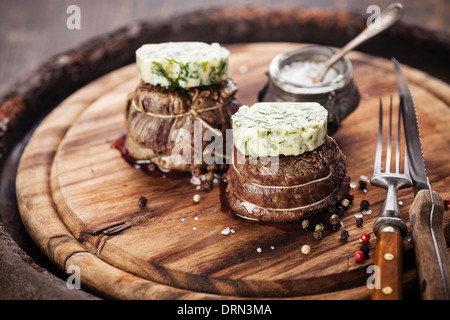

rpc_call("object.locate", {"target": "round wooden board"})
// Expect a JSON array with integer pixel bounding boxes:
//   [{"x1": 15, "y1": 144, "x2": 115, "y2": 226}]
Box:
[{"x1": 16, "y1": 43, "x2": 450, "y2": 300}]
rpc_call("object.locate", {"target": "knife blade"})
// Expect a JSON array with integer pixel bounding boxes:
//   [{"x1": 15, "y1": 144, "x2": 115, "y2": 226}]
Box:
[
  {"x1": 393, "y1": 58, "x2": 428, "y2": 193},
  {"x1": 393, "y1": 58, "x2": 450, "y2": 300}
]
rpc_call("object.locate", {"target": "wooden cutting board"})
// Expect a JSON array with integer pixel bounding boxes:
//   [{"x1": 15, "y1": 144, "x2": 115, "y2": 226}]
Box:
[{"x1": 16, "y1": 43, "x2": 450, "y2": 299}]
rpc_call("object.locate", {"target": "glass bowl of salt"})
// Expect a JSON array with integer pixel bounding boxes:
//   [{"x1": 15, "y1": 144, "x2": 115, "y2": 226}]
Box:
[{"x1": 258, "y1": 45, "x2": 360, "y2": 135}]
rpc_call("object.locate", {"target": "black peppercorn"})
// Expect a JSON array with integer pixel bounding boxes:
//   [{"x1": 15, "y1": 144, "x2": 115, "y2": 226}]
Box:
[
  {"x1": 360, "y1": 244, "x2": 370, "y2": 258},
  {"x1": 138, "y1": 196, "x2": 148, "y2": 207},
  {"x1": 329, "y1": 214, "x2": 341, "y2": 231},
  {"x1": 340, "y1": 229, "x2": 349, "y2": 240},
  {"x1": 313, "y1": 229, "x2": 323, "y2": 240},
  {"x1": 356, "y1": 217, "x2": 363, "y2": 227},
  {"x1": 358, "y1": 180, "x2": 367, "y2": 190},
  {"x1": 360, "y1": 200, "x2": 370, "y2": 211}
]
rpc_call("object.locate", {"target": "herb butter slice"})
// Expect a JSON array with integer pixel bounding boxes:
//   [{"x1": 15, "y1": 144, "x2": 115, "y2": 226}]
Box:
[
  {"x1": 136, "y1": 42, "x2": 229, "y2": 89},
  {"x1": 232, "y1": 102, "x2": 328, "y2": 157}
]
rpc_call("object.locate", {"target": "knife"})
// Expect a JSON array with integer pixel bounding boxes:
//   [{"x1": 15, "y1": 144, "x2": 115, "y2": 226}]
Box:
[{"x1": 393, "y1": 57, "x2": 450, "y2": 300}]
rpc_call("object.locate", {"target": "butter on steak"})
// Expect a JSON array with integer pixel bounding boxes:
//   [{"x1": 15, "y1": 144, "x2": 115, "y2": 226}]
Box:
[{"x1": 232, "y1": 102, "x2": 328, "y2": 157}]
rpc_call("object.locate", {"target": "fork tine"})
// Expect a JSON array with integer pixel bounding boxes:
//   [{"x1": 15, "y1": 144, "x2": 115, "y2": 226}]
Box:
[
  {"x1": 373, "y1": 97, "x2": 383, "y2": 175},
  {"x1": 385, "y1": 94, "x2": 393, "y2": 173},
  {"x1": 396, "y1": 94, "x2": 401, "y2": 173}
]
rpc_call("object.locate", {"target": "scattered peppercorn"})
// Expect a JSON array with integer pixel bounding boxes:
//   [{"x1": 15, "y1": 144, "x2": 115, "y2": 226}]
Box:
[
  {"x1": 355, "y1": 250, "x2": 365, "y2": 261},
  {"x1": 301, "y1": 219, "x2": 310, "y2": 229},
  {"x1": 341, "y1": 198, "x2": 350, "y2": 208},
  {"x1": 360, "y1": 200, "x2": 370, "y2": 211},
  {"x1": 360, "y1": 244, "x2": 370, "y2": 258},
  {"x1": 313, "y1": 229, "x2": 323, "y2": 240},
  {"x1": 444, "y1": 199, "x2": 450, "y2": 209},
  {"x1": 345, "y1": 193, "x2": 354, "y2": 202},
  {"x1": 315, "y1": 223, "x2": 325, "y2": 232},
  {"x1": 358, "y1": 180, "x2": 367, "y2": 190},
  {"x1": 329, "y1": 214, "x2": 341, "y2": 231},
  {"x1": 193, "y1": 194, "x2": 201, "y2": 203},
  {"x1": 301, "y1": 244, "x2": 311, "y2": 255},
  {"x1": 340, "y1": 230, "x2": 349, "y2": 240},
  {"x1": 138, "y1": 196, "x2": 148, "y2": 207},
  {"x1": 360, "y1": 232, "x2": 371, "y2": 242},
  {"x1": 356, "y1": 217, "x2": 364, "y2": 227},
  {"x1": 205, "y1": 170, "x2": 214, "y2": 182}
]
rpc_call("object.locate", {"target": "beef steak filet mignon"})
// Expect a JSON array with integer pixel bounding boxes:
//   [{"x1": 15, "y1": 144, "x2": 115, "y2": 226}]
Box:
[
  {"x1": 124, "y1": 79, "x2": 239, "y2": 171},
  {"x1": 225, "y1": 136, "x2": 350, "y2": 221}
]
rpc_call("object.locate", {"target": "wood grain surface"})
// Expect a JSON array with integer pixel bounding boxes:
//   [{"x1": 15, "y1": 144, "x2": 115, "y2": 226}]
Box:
[{"x1": 16, "y1": 43, "x2": 450, "y2": 299}]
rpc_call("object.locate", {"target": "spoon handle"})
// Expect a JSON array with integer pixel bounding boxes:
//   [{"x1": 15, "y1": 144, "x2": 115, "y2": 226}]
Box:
[{"x1": 316, "y1": 3, "x2": 403, "y2": 82}]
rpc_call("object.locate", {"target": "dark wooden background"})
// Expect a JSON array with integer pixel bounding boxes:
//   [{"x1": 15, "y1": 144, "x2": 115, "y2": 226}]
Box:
[{"x1": 0, "y1": 0, "x2": 449, "y2": 94}]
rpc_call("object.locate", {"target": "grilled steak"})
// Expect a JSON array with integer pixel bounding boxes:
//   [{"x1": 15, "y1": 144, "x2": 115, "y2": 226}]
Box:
[
  {"x1": 225, "y1": 136, "x2": 350, "y2": 221},
  {"x1": 125, "y1": 79, "x2": 239, "y2": 171}
]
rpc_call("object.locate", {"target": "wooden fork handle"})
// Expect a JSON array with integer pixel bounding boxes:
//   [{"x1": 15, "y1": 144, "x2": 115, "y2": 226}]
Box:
[
  {"x1": 372, "y1": 228, "x2": 403, "y2": 300},
  {"x1": 409, "y1": 189, "x2": 450, "y2": 300}
]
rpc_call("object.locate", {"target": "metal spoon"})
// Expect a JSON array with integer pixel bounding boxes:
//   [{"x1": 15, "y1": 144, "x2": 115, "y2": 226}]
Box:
[{"x1": 312, "y1": 3, "x2": 403, "y2": 84}]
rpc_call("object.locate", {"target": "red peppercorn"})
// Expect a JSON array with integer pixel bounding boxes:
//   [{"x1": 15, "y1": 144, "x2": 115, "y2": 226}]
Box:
[
  {"x1": 355, "y1": 250, "x2": 365, "y2": 261},
  {"x1": 361, "y1": 232, "x2": 370, "y2": 242},
  {"x1": 346, "y1": 193, "x2": 354, "y2": 202},
  {"x1": 444, "y1": 199, "x2": 450, "y2": 209}
]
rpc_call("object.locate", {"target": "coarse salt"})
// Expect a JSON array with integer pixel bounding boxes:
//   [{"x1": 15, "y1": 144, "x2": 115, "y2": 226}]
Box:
[
  {"x1": 256, "y1": 247, "x2": 262, "y2": 253},
  {"x1": 360, "y1": 175, "x2": 369, "y2": 182},
  {"x1": 190, "y1": 175, "x2": 201, "y2": 185},
  {"x1": 280, "y1": 61, "x2": 338, "y2": 86},
  {"x1": 221, "y1": 227, "x2": 231, "y2": 235}
]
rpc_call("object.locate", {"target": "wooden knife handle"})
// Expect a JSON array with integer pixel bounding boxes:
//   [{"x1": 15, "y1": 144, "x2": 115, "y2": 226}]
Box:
[
  {"x1": 409, "y1": 189, "x2": 450, "y2": 300},
  {"x1": 372, "y1": 230, "x2": 403, "y2": 300}
]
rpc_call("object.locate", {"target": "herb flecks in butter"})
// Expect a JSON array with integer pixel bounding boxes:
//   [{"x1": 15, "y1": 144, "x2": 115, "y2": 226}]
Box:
[
  {"x1": 232, "y1": 102, "x2": 328, "y2": 157},
  {"x1": 136, "y1": 42, "x2": 229, "y2": 89}
]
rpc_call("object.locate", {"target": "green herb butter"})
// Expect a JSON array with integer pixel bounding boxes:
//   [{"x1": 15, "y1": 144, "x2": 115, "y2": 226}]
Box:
[
  {"x1": 136, "y1": 42, "x2": 229, "y2": 89},
  {"x1": 232, "y1": 102, "x2": 328, "y2": 157}
]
